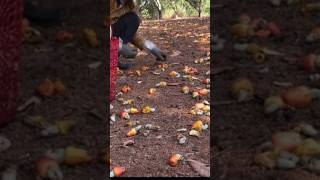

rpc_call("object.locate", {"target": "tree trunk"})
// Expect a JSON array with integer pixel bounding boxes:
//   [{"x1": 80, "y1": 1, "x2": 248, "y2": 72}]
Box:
[
  {"x1": 154, "y1": 0, "x2": 162, "y2": 19},
  {"x1": 158, "y1": 10, "x2": 162, "y2": 19},
  {"x1": 198, "y1": 0, "x2": 202, "y2": 17}
]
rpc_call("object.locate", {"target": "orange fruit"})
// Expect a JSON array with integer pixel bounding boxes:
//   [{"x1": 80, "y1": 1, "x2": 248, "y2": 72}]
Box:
[{"x1": 37, "y1": 79, "x2": 55, "y2": 97}]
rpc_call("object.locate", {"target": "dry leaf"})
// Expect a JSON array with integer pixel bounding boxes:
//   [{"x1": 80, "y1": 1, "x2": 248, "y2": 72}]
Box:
[
  {"x1": 17, "y1": 96, "x2": 41, "y2": 112},
  {"x1": 187, "y1": 159, "x2": 210, "y2": 177},
  {"x1": 0, "y1": 136, "x2": 11, "y2": 152},
  {"x1": 123, "y1": 140, "x2": 135, "y2": 147},
  {"x1": 88, "y1": 61, "x2": 102, "y2": 69},
  {"x1": 170, "y1": 50, "x2": 182, "y2": 57}
]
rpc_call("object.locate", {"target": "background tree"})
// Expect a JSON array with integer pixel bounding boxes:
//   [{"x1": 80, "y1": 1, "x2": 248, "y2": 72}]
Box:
[
  {"x1": 185, "y1": 0, "x2": 203, "y2": 17},
  {"x1": 134, "y1": 0, "x2": 210, "y2": 20},
  {"x1": 153, "y1": 0, "x2": 163, "y2": 19}
]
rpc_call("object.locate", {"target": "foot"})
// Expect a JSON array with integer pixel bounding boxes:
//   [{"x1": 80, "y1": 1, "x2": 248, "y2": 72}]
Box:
[
  {"x1": 24, "y1": 0, "x2": 63, "y2": 25},
  {"x1": 119, "y1": 44, "x2": 138, "y2": 59}
]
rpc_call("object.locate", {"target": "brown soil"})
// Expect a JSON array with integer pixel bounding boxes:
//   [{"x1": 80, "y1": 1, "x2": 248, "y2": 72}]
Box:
[
  {"x1": 0, "y1": 0, "x2": 107, "y2": 179},
  {"x1": 110, "y1": 17, "x2": 210, "y2": 177},
  {"x1": 213, "y1": 0, "x2": 320, "y2": 179}
]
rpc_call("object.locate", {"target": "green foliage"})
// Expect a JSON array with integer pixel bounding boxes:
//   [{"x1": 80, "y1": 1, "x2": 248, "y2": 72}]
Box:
[
  {"x1": 203, "y1": 0, "x2": 210, "y2": 15},
  {"x1": 135, "y1": 0, "x2": 210, "y2": 19}
]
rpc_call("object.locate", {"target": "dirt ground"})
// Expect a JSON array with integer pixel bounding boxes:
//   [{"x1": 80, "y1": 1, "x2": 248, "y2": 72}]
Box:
[
  {"x1": 213, "y1": 0, "x2": 320, "y2": 179},
  {"x1": 110, "y1": 18, "x2": 210, "y2": 177},
  {"x1": 0, "y1": 0, "x2": 107, "y2": 179}
]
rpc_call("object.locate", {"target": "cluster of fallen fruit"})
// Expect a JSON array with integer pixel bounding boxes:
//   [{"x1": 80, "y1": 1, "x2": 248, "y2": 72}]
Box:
[
  {"x1": 230, "y1": 78, "x2": 320, "y2": 114},
  {"x1": 2, "y1": 85, "x2": 108, "y2": 180},
  {"x1": 110, "y1": 57, "x2": 210, "y2": 176},
  {"x1": 0, "y1": 18, "x2": 105, "y2": 180},
  {"x1": 214, "y1": 1, "x2": 320, "y2": 174},
  {"x1": 22, "y1": 18, "x2": 99, "y2": 47},
  {"x1": 1, "y1": 145, "x2": 102, "y2": 180},
  {"x1": 255, "y1": 123, "x2": 320, "y2": 171},
  {"x1": 224, "y1": 10, "x2": 320, "y2": 110}
]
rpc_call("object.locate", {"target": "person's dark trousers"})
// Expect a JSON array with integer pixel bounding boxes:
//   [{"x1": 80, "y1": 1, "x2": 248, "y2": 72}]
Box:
[
  {"x1": 111, "y1": 12, "x2": 140, "y2": 45},
  {"x1": 24, "y1": 0, "x2": 62, "y2": 25},
  {"x1": 112, "y1": 12, "x2": 140, "y2": 69}
]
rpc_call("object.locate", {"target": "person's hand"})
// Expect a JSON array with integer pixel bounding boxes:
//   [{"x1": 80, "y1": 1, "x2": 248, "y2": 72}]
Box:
[
  {"x1": 150, "y1": 47, "x2": 167, "y2": 61},
  {"x1": 143, "y1": 40, "x2": 167, "y2": 61}
]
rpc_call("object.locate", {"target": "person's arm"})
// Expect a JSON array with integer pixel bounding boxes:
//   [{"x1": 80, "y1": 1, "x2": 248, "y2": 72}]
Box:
[
  {"x1": 131, "y1": 32, "x2": 167, "y2": 61},
  {"x1": 110, "y1": 0, "x2": 138, "y2": 19},
  {"x1": 110, "y1": 5, "x2": 132, "y2": 19}
]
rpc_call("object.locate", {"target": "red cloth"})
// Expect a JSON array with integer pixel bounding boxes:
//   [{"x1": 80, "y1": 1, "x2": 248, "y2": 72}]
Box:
[
  {"x1": 0, "y1": 0, "x2": 23, "y2": 126},
  {"x1": 110, "y1": 37, "x2": 119, "y2": 102}
]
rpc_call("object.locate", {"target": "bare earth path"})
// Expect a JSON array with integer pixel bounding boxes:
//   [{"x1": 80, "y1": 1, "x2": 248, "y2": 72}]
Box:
[{"x1": 110, "y1": 17, "x2": 210, "y2": 177}]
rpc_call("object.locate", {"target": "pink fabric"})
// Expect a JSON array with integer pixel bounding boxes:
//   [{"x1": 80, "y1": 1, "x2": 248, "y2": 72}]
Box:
[
  {"x1": 110, "y1": 37, "x2": 119, "y2": 102},
  {"x1": 0, "y1": 0, "x2": 23, "y2": 126}
]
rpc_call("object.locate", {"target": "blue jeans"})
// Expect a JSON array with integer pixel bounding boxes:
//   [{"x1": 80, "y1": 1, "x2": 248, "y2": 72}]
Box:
[{"x1": 111, "y1": 12, "x2": 140, "y2": 44}]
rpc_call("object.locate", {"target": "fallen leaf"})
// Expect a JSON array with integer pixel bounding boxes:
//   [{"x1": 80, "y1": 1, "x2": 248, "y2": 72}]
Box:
[
  {"x1": 273, "y1": 81, "x2": 293, "y2": 87},
  {"x1": 17, "y1": 96, "x2": 41, "y2": 112},
  {"x1": 187, "y1": 159, "x2": 210, "y2": 177},
  {"x1": 123, "y1": 140, "x2": 135, "y2": 147},
  {"x1": 0, "y1": 136, "x2": 11, "y2": 152},
  {"x1": 170, "y1": 50, "x2": 182, "y2": 57},
  {"x1": 88, "y1": 61, "x2": 102, "y2": 69}
]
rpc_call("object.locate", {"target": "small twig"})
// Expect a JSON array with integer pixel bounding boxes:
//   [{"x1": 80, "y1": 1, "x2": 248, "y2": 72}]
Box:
[
  {"x1": 273, "y1": 81, "x2": 293, "y2": 87},
  {"x1": 169, "y1": 63, "x2": 180, "y2": 66},
  {"x1": 212, "y1": 66, "x2": 235, "y2": 75},
  {"x1": 17, "y1": 96, "x2": 41, "y2": 112},
  {"x1": 167, "y1": 83, "x2": 182, "y2": 86}
]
